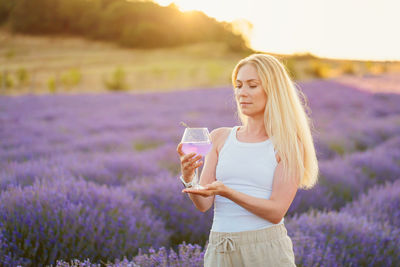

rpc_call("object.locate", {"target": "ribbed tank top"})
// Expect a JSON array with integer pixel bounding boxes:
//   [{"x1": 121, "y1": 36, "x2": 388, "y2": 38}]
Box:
[{"x1": 211, "y1": 126, "x2": 284, "y2": 232}]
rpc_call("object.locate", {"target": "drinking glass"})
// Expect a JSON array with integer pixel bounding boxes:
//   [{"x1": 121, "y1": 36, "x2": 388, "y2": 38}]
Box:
[{"x1": 181, "y1": 127, "x2": 212, "y2": 189}]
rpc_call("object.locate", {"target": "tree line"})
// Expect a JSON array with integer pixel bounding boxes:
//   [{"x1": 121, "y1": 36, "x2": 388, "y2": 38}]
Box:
[{"x1": 0, "y1": 0, "x2": 249, "y2": 52}]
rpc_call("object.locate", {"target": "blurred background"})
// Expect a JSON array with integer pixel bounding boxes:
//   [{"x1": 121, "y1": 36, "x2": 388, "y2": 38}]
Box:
[
  {"x1": 1, "y1": 0, "x2": 400, "y2": 266},
  {"x1": 0, "y1": 0, "x2": 399, "y2": 95}
]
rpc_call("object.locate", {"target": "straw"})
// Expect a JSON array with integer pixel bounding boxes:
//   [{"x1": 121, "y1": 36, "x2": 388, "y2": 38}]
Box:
[{"x1": 180, "y1": 121, "x2": 190, "y2": 128}]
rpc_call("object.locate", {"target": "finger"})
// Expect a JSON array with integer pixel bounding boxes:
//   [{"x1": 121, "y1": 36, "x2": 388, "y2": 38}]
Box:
[
  {"x1": 190, "y1": 161, "x2": 202, "y2": 171},
  {"x1": 209, "y1": 181, "x2": 220, "y2": 186},
  {"x1": 182, "y1": 153, "x2": 197, "y2": 163},
  {"x1": 184, "y1": 188, "x2": 208, "y2": 192},
  {"x1": 177, "y1": 143, "x2": 185, "y2": 156},
  {"x1": 183, "y1": 156, "x2": 199, "y2": 166},
  {"x1": 182, "y1": 188, "x2": 202, "y2": 193},
  {"x1": 182, "y1": 189, "x2": 209, "y2": 196},
  {"x1": 184, "y1": 159, "x2": 203, "y2": 172},
  {"x1": 204, "y1": 183, "x2": 216, "y2": 189},
  {"x1": 188, "y1": 155, "x2": 202, "y2": 165}
]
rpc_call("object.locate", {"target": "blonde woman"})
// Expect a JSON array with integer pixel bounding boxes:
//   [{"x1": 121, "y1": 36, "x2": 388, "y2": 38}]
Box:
[{"x1": 177, "y1": 53, "x2": 319, "y2": 267}]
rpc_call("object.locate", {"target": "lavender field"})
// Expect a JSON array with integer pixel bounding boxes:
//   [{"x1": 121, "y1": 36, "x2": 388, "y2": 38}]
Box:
[{"x1": 1, "y1": 75, "x2": 400, "y2": 266}]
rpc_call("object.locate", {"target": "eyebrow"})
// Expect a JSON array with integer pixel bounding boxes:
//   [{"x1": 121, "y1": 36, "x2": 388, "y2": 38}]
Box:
[{"x1": 236, "y1": 79, "x2": 259, "y2": 83}]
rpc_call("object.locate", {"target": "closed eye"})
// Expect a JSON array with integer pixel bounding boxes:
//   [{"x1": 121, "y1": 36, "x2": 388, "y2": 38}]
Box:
[{"x1": 235, "y1": 85, "x2": 257, "y2": 89}]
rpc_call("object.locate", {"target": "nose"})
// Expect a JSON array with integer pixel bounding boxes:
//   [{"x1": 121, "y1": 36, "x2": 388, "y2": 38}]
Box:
[{"x1": 235, "y1": 86, "x2": 249, "y2": 98}]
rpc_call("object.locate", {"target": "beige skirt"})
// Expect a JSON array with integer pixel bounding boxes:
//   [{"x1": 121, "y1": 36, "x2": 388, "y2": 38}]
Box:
[{"x1": 204, "y1": 224, "x2": 296, "y2": 267}]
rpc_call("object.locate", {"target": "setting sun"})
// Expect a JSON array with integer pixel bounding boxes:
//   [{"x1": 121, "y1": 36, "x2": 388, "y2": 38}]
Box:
[{"x1": 154, "y1": 0, "x2": 400, "y2": 61}]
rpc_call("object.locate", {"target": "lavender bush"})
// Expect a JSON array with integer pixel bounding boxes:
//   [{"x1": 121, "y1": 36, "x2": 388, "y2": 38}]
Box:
[
  {"x1": 132, "y1": 243, "x2": 205, "y2": 267},
  {"x1": 340, "y1": 179, "x2": 400, "y2": 228},
  {"x1": 1, "y1": 75, "x2": 400, "y2": 265},
  {"x1": 0, "y1": 178, "x2": 170, "y2": 266},
  {"x1": 126, "y1": 174, "x2": 213, "y2": 247},
  {"x1": 54, "y1": 207, "x2": 400, "y2": 267},
  {"x1": 54, "y1": 243, "x2": 205, "y2": 267},
  {"x1": 288, "y1": 135, "x2": 400, "y2": 215},
  {"x1": 286, "y1": 211, "x2": 400, "y2": 267},
  {"x1": 1, "y1": 81, "x2": 400, "y2": 163},
  {"x1": 0, "y1": 150, "x2": 169, "y2": 190}
]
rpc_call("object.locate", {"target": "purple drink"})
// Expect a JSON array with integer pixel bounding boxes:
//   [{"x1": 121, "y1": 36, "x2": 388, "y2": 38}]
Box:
[{"x1": 182, "y1": 142, "x2": 212, "y2": 156}]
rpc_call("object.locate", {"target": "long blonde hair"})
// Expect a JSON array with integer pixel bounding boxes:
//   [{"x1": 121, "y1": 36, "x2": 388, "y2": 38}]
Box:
[{"x1": 232, "y1": 53, "x2": 319, "y2": 189}]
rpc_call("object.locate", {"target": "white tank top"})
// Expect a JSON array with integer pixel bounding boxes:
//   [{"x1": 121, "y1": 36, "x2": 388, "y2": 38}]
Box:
[{"x1": 211, "y1": 126, "x2": 284, "y2": 232}]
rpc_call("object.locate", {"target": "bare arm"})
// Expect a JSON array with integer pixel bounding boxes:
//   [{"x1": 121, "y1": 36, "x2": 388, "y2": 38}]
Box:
[
  {"x1": 177, "y1": 128, "x2": 229, "y2": 212},
  {"x1": 183, "y1": 154, "x2": 300, "y2": 223},
  {"x1": 186, "y1": 145, "x2": 216, "y2": 212},
  {"x1": 221, "y1": 160, "x2": 299, "y2": 223}
]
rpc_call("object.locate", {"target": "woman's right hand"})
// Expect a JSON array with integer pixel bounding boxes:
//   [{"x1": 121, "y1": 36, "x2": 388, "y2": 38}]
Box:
[{"x1": 176, "y1": 143, "x2": 203, "y2": 182}]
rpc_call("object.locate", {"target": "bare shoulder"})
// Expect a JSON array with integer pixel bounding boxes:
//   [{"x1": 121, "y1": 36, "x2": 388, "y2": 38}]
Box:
[
  {"x1": 210, "y1": 127, "x2": 231, "y2": 141},
  {"x1": 210, "y1": 127, "x2": 232, "y2": 154}
]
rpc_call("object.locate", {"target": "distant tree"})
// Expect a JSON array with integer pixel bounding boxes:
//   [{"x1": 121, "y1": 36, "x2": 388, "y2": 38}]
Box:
[
  {"x1": 103, "y1": 66, "x2": 128, "y2": 91},
  {"x1": 61, "y1": 68, "x2": 82, "y2": 90},
  {"x1": 10, "y1": 0, "x2": 62, "y2": 34},
  {"x1": 0, "y1": 0, "x2": 15, "y2": 24},
  {"x1": 306, "y1": 60, "x2": 331, "y2": 79},
  {"x1": 0, "y1": 70, "x2": 14, "y2": 90},
  {"x1": 16, "y1": 67, "x2": 30, "y2": 87},
  {"x1": 341, "y1": 61, "x2": 357, "y2": 75},
  {"x1": 47, "y1": 76, "x2": 57, "y2": 93},
  {"x1": 5, "y1": 0, "x2": 249, "y2": 52}
]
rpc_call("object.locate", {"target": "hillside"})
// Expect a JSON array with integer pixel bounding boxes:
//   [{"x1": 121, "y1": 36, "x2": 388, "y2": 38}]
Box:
[{"x1": 1, "y1": 30, "x2": 400, "y2": 95}]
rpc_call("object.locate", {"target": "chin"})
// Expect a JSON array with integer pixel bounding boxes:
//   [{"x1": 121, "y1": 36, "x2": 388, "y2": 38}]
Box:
[
  {"x1": 240, "y1": 109, "x2": 263, "y2": 117},
  {"x1": 240, "y1": 111, "x2": 253, "y2": 116}
]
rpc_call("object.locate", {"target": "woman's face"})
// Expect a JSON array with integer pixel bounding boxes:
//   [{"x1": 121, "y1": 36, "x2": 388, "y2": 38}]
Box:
[{"x1": 234, "y1": 63, "x2": 267, "y2": 117}]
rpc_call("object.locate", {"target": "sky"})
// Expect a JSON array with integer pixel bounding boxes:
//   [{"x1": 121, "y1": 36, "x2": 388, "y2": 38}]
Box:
[{"x1": 154, "y1": 0, "x2": 400, "y2": 61}]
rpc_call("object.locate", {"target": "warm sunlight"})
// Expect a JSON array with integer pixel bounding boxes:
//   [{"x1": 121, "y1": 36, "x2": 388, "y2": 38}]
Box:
[{"x1": 154, "y1": 0, "x2": 400, "y2": 61}]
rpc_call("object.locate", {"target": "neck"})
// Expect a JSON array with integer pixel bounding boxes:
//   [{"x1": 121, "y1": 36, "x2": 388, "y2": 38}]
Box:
[{"x1": 242, "y1": 116, "x2": 267, "y2": 137}]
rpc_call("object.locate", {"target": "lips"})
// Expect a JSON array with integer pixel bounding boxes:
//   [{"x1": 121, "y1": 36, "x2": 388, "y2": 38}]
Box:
[{"x1": 240, "y1": 102, "x2": 251, "y2": 104}]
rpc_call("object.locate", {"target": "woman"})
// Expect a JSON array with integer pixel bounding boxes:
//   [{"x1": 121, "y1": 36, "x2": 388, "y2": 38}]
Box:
[{"x1": 176, "y1": 53, "x2": 319, "y2": 267}]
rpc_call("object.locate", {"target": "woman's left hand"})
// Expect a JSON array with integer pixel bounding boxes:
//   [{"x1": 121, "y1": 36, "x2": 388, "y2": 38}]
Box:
[{"x1": 182, "y1": 181, "x2": 228, "y2": 197}]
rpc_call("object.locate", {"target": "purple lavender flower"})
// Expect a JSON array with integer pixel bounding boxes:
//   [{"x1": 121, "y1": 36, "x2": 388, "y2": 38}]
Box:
[
  {"x1": 1, "y1": 74, "x2": 400, "y2": 265},
  {"x1": 341, "y1": 179, "x2": 400, "y2": 228},
  {"x1": 126, "y1": 174, "x2": 213, "y2": 247},
  {"x1": 0, "y1": 178, "x2": 170, "y2": 265},
  {"x1": 286, "y1": 210, "x2": 400, "y2": 267}
]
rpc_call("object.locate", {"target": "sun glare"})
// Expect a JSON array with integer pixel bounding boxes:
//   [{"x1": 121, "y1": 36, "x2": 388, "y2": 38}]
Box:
[
  {"x1": 154, "y1": 0, "x2": 400, "y2": 61},
  {"x1": 154, "y1": 0, "x2": 241, "y2": 21}
]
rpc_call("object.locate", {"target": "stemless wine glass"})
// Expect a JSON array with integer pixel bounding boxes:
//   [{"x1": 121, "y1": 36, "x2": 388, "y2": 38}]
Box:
[{"x1": 181, "y1": 127, "x2": 212, "y2": 189}]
